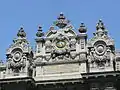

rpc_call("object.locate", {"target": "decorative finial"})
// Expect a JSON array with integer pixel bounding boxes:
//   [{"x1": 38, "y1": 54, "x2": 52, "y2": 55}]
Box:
[
  {"x1": 49, "y1": 26, "x2": 54, "y2": 31},
  {"x1": 78, "y1": 23, "x2": 87, "y2": 33},
  {"x1": 96, "y1": 19, "x2": 105, "y2": 30},
  {"x1": 36, "y1": 26, "x2": 44, "y2": 37},
  {"x1": 17, "y1": 27, "x2": 26, "y2": 38},
  {"x1": 58, "y1": 12, "x2": 65, "y2": 20},
  {"x1": 95, "y1": 19, "x2": 108, "y2": 37},
  {"x1": 54, "y1": 13, "x2": 69, "y2": 28}
]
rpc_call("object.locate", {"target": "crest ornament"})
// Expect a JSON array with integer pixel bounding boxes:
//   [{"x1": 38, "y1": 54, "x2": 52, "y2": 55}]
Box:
[
  {"x1": 6, "y1": 27, "x2": 33, "y2": 75},
  {"x1": 87, "y1": 20, "x2": 115, "y2": 69},
  {"x1": 54, "y1": 12, "x2": 69, "y2": 28}
]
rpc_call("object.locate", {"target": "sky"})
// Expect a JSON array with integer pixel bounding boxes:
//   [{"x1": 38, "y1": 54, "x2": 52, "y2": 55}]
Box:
[{"x1": 0, "y1": 0, "x2": 120, "y2": 61}]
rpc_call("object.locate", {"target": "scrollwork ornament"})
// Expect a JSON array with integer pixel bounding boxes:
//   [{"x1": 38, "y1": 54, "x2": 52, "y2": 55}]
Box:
[
  {"x1": 9, "y1": 54, "x2": 26, "y2": 69},
  {"x1": 7, "y1": 56, "x2": 13, "y2": 69},
  {"x1": 89, "y1": 46, "x2": 111, "y2": 67},
  {"x1": 70, "y1": 40, "x2": 76, "y2": 49}
]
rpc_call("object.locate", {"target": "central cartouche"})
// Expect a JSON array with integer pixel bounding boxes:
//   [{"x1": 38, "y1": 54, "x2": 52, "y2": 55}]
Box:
[{"x1": 56, "y1": 40, "x2": 66, "y2": 48}]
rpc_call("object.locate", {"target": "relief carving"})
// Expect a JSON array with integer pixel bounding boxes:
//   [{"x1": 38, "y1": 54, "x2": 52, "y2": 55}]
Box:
[
  {"x1": 87, "y1": 20, "x2": 115, "y2": 69},
  {"x1": 6, "y1": 27, "x2": 33, "y2": 75},
  {"x1": 89, "y1": 44, "x2": 112, "y2": 67}
]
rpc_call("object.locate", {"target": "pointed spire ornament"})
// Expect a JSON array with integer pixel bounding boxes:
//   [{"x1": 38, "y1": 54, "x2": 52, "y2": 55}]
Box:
[
  {"x1": 36, "y1": 26, "x2": 44, "y2": 37},
  {"x1": 78, "y1": 23, "x2": 87, "y2": 33},
  {"x1": 17, "y1": 27, "x2": 26, "y2": 38},
  {"x1": 95, "y1": 19, "x2": 108, "y2": 37},
  {"x1": 96, "y1": 19, "x2": 105, "y2": 30},
  {"x1": 54, "y1": 12, "x2": 69, "y2": 28}
]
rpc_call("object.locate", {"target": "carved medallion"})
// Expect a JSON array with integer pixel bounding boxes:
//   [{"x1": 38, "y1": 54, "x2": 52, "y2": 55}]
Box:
[
  {"x1": 13, "y1": 51, "x2": 22, "y2": 62},
  {"x1": 94, "y1": 41, "x2": 106, "y2": 56},
  {"x1": 53, "y1": 34, "x2": 69, "y2": 50},
  {"x1": 56, "y1": 40, "x2": 66, "y2": 48}
]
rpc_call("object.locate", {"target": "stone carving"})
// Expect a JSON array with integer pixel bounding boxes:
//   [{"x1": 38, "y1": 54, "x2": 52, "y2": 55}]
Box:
[
  {"x1": 1, "y1": 14, "x2": 120, "y2": 90},
  {"x1": 17, "y1": 27, "x2": 26, "y2": 38},
  {"x1": 36, "y1": 26, "x2": 44, "y2": 37},
  {"x1": 54, "y1": 12, "x2": 69, "y2": 28},
  {"x1": 33, "y1": 14, "x2": 116, "y2": 74},
  {"x1": 87, "y1": 20, "x2": 115, "y2": 68},
  {"x1": 8, "y1": 49, "x2": 25, "y2": 69},
  {"x1": 7, "y1": 50, "x2": 26, "y2": 74},
  {"x1": 78, "y1": 23, "x2": 87, "y2": 33},
  {"x1": 51, "y1": 34, "x2": 70, "y2": 60},
  {"x1": 70, "y1": 38, "x2": 76, "y2": 50},
  {"x1": 89, "y1": 46, "x2": 111, "y2": 67},
  {"x1": 6, "y1": 27, "x2": 33, "y2": 75},
  {"x1": 45, "y1": 40, "x2": 53, "y2": 53},
  {"x1": 34, "y1": 13, "x2": 88, "y2": 64},
  {"x1": 65, "y1": 24, "x2": 73, "y2": 33}
]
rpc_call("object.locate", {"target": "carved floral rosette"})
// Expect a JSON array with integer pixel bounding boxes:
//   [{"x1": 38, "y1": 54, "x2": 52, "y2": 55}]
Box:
[
  {"x1": 7, "y1": 48, "x2": 26, "y2": 69},
  {"x1": 88, "y1": 40, "x2": 113, "y2": 67}
]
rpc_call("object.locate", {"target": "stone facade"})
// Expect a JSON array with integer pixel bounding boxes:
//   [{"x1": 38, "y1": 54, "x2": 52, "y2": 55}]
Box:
[{"x1": 0, "y1": 13, "x2": 120, "y2": 90}]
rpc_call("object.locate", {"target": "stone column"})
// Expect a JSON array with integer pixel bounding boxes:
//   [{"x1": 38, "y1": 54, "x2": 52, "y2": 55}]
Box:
[{"x1": 77, "y1": 23, "x2": 87, "y2": 73}]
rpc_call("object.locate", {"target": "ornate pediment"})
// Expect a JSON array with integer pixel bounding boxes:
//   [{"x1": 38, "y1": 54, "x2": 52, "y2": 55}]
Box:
[
  {"x1": 87, "y1": 20, "x2": 115, "y2": 70},
  {"x1": 44, "y1": 33, "x2": 75, "y2": 62},
  {"x1": 1, "y1": 14, "x2": 120, "y2": 84},
  {"x1": 34, "y1": 13, "x2": 89, "y2": 65},
  {"x1": 6, "y1": 27, "x2": 33, "y2": 75},
  {"x1": 45, "y1": 13, "x2": 77, "y2": 38}
]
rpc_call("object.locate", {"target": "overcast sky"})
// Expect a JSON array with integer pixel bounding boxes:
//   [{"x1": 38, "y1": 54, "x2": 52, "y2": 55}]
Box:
[{"x1": 0, "y1": 0, "x2": 120, "y2": 61}]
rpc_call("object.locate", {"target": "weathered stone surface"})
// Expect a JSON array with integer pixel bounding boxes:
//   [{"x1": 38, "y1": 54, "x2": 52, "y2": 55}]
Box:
[{"x1": 0, "y1": 14, "x2": 120, "y2": 90}]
